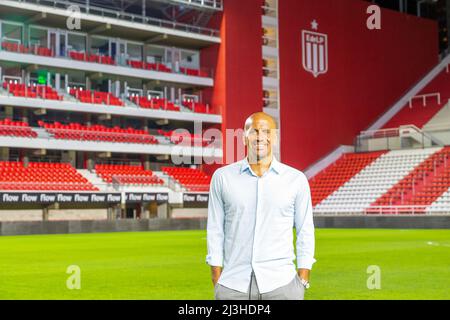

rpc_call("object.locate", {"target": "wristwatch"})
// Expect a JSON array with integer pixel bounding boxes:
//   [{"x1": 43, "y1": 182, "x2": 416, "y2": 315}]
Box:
[{"x1": 300, "y1": 278, "x2": 310, "y2": 289}]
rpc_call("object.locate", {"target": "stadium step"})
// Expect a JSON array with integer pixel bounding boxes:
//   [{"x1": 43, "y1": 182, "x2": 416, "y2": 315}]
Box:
[
  {"x1": 77, "y1": 169, "x2": 110, "y2": 192},
  {"x1": 309, "y1": 151, "x2": 386, "y2": 207},
  {"x1": 368, "y1": 147, "x2": 450, "y2": 214},
  {"x1": 314, "y1": 148, "x2": 440, "y2": 214}
]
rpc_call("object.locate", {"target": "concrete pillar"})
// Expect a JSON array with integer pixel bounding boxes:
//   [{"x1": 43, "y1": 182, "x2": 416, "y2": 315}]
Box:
[
  {"x1": 144, "y1": 157, "x2": 150, "y2": 170},
  {"x1": 65, "y1": 74, "x2": 69, "y2": 93},
  {"x1": 62, "y1": 150, "x2": 76, "y2": 167},
  {"x1": 24, "y1": 24, "x2": 29, "y2": 47},
  {"x1": 4, "y1": 106, "x2": 13, "y2": 118},
  {"x1": 86, "y1": 35, "x2": 91, "y2": 54},
  {"x1": 22, "y1": 156, "x2": 29, "y2": 167},
  {"x1": 157, "y1": 203, "x2": 168, "y2": 219},
  {"x1": 107, "y1": 207, "x2": 114, "y2": 220},
  {"x1": 86, "y1": 77, "x2": 91, "y2": 90},
  {"x1": 25, "y1": 71, "x2": 30, "y2": 86},
  {"x1": 86, "y1": 158, "x2": 94, "y2": 170},
  {"x1": 149, "y1": 201, "x2": 158, "y2": 218},
  {"x1": 114, "y1": 80, "x2": 120, "y2": 97},
  {"x1": 55, "y1": 73, "x2": 61, "y2": 91},
  {"x1": 0, "y1": 147, "x2": 9, "y2": 161},
  {"x1": 21, "y1": 109, "x2": 28, "y2": 123},
  {"x1": 141, "y1": 204, "x2": 150, "y2": 219},
  {"x1": 42, "y1": 207, "x2": 49, "y2": 221},
  {"x1": 143, "y1": 83, "x2": 148, "y2": 95}
]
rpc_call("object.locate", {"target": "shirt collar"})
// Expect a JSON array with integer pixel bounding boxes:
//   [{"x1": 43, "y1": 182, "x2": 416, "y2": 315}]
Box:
[{"x1": 240, "y1": 156, "x2": 283, "y2": 176}]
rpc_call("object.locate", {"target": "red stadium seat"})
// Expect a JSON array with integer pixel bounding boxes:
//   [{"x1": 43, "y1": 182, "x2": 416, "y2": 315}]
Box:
[
  {"x1": 161, "y1": 166, "x2": 211, "y2": 192},
  {"x1": 94, "y1": 164, "x2": 164, "y2": 186},
  {"x1": 0, "y1": 161, "x2": 98, "y2": 191}
]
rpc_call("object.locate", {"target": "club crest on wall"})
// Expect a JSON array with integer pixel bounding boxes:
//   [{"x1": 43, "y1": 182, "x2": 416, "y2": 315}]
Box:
[{"x1": 302, "y1": 20, "x2": 328, "y2": 78}]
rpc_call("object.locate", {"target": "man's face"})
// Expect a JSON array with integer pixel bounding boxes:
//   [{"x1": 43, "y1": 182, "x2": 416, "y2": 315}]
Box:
[{"x1": 245, "y1": 118, "x2": 276, "y2": 162}]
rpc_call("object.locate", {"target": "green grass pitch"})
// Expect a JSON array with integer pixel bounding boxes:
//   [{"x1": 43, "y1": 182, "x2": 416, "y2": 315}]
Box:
[{"x1": 0, "y1": 228, "x2": 449, "y2": 299}]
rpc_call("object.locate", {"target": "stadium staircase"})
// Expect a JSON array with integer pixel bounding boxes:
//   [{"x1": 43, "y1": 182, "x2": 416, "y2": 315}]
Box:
[
  {"x1": 162, "y1": 167, "x2": 211, "y2": 192},
  {"x1": 94, "y1": 164, "x2": 164, "y2": 186},
  {"x1": 77, "y1": 169, "x2": 109, "y2": 192}
]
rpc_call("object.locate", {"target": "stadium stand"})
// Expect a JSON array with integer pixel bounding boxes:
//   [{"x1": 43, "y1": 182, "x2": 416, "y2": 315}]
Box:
[
  {"x1": 3, "y1": 81, "x2": 62, "y2": 100},
  {"x1": 129, "y1": 96, "x2": 181, "y2": 111},
  {"x1": 69, "y1": 88, "x2": 124, "y2": 106},
  {"x1": 38, "y1": 121, "x2": 158, "y2": 145},
  {"x1": 162, "y1": 167, "x2": 211, "y2": 192},
  {"x1": 313, "y1": 148, "x2": 440, "y2": 213},
  {"x1": 309, "y1": 151, "x2": 386, "y2": 206},
  {"x1": 127, "y1": 60, "x2": 172, "y2": 72},
  {"x1": 182, "y1": 100, "x2": 211, "y2": 113},
  {"x1": 69, "y1": 51, "x2": 115, "y2": 65},
  {"x1": 0, "y1": 161, "x2": 98, "y2": 191},
  {"x1": 179, "y1": 67, "x2": 209, "y2": 77},
  {"x1": 367, "y1": 147, "x2": 450, "y2": 213},
  {"x1": 427, "y1": 178, "x2": 450, "y2": 213},
  {"x1": 157, "y1": 129, "x2": 212, "y2": 146},
  {"x1": 94, "y1": 164, "x2": 164, "y2": 185},
  {"x1": 0, "y1": 118, "x2": 37, "y2": 138},
  {"x1": 1, "y1": 42, "x2": 53, "y2": 56}
]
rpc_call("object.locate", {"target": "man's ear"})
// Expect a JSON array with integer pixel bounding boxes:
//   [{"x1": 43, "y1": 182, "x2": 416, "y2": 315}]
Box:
[{"x1": 271, "y1": 128, "x2": 279, "y2": 147}]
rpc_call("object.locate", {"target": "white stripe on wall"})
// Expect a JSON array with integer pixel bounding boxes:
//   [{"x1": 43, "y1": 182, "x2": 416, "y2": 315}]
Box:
[
  {"x1": 306, "y1": 42, "x2": 312, "y2": 70},
  {"x1": 313, "y1": 43, "x2": 318, "y2": 73}
]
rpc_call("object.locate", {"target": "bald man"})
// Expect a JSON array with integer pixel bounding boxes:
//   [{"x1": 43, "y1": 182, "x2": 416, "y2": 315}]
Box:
[{"x1": 206, "y1": 112, "x2": 316, "y2": 300}]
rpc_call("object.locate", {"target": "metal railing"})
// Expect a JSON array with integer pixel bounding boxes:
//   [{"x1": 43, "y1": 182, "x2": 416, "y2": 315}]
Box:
[
  {"x1": 169, "y1": 0, "x2": 223, "y2": 10},
  {"x1": 409, "y1": 92, "x2": 441, "y2": 108},
  {"x1": 0, "y1": 43, "x2": 214, "y2": 79},
  {"x1": 111, "y1": 175, "x2": 167, "y2": 190},
  {"x1": 10, "y1": 0, "x2": 220, "y2": 37},
  {"x1": 355, "y1": 124, "x2": 444, "y2": 152},
  {"x1": 128, "y1": 96, "x2": 217, "y2": 114},
  {"x1": 365, "y1": 205, "x2": 430, "y2": 215},
  {"x1": 0, "y1": 80, "x2": 220, "y2": 116},
  {"x1": 43, "y1": 127, "x2": 160, "y2": 144},
  {"x1": 165, "y1": 174, "x2": 210, "y2": 192},
  {"x1": 1, "y1": 81, "x2": 63, "y2": 100},
  {"x1": 313, "y1": 206, "x2": 450, "y2": 215},
  {"x1": 0, "y1": 124, "x2": 220, "y2": 149}
]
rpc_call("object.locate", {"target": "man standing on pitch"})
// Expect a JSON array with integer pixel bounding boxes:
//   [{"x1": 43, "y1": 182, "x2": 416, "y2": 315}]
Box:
[{"x1": 206, "y1": 112, "x2": 316, "y2": 300}]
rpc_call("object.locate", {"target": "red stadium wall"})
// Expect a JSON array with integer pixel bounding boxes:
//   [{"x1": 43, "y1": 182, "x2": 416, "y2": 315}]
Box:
[
  {"x1": 279, "y1": 0, "x2": 439, "y2": 171},
  {"x1": 202, "y1": 0, "x2": 263, "y2": 174}
]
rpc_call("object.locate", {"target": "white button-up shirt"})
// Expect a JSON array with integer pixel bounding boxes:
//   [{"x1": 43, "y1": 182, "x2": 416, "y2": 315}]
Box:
[{"x1": 206, "y1": 157, "x2": 316, "y2": 294}]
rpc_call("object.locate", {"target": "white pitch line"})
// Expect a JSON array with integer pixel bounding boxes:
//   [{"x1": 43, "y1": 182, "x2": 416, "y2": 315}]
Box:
[{"x1": 426, "y1": 241, "x2": 450, "y2": 247}]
